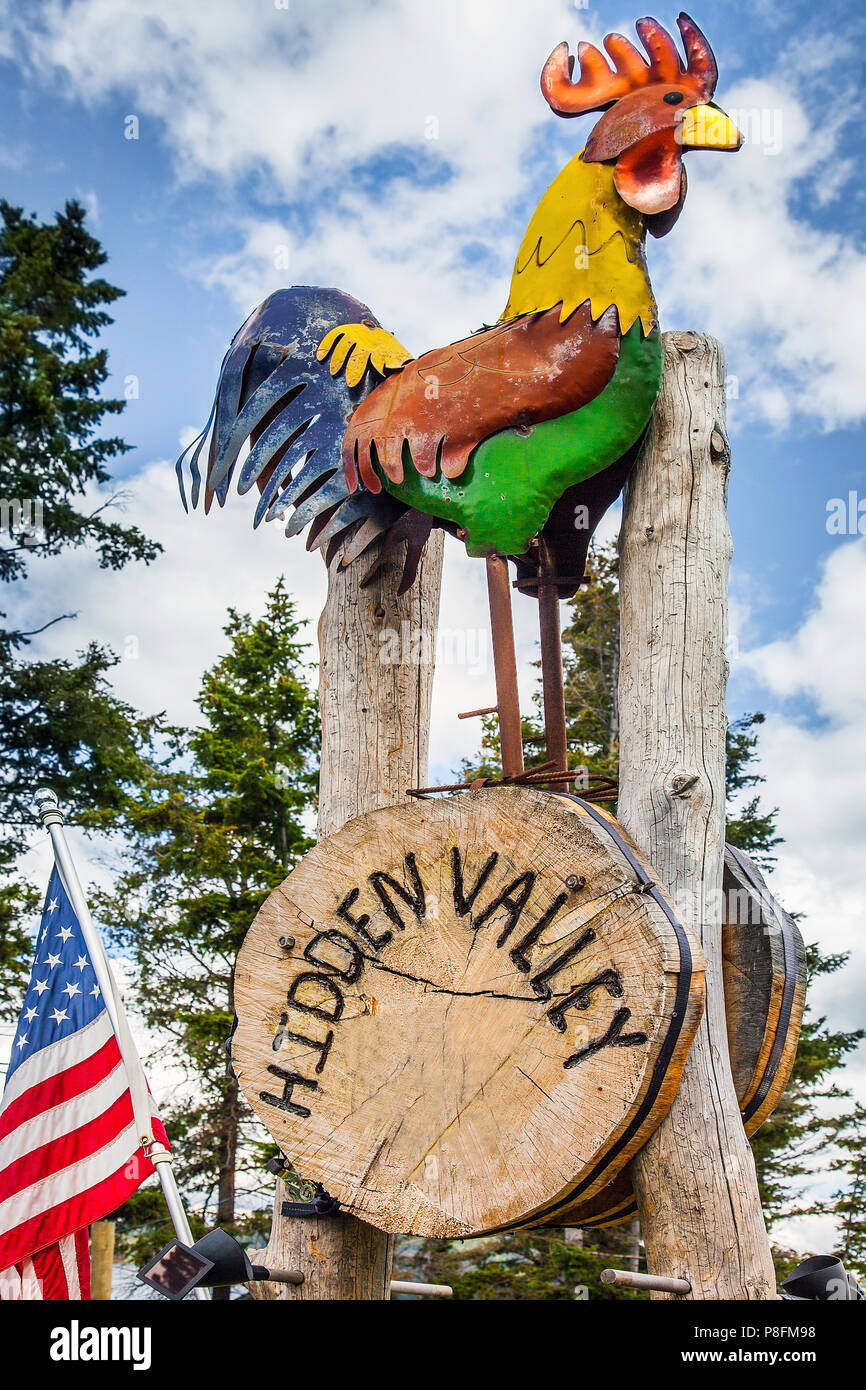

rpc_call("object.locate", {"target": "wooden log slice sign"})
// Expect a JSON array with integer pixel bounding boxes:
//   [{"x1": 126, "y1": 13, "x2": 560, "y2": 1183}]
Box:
[
  {"x1": 549, "y1": 842, "x2": 807, "y2": 1231},
  {"x1": 233, "y1": 787, "x2": 705, "y2": 1238}
]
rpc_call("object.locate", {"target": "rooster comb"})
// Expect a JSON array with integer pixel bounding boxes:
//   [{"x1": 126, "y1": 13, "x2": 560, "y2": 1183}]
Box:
[{"x1": 541, "y1": 12, "x2": 718, "y2": 118}]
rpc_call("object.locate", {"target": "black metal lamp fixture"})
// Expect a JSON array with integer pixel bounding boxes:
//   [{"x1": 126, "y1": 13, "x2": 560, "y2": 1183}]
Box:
[
  {"x1": 138, "y1": 1227, "x2": 303, "y2": 1300},
  {"x1": 779, "y1": 1255, "x2": 864, "y2": 1301}
]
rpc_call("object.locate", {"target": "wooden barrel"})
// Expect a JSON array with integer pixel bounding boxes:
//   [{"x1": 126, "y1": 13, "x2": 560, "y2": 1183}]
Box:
[
  {"x1": 233, "y1": 787, "x2": 704, "y2": 1237},
  {"x1": 721, "y1": 844, "x2": 807, "y2": 1132},
  {"x1": 549, "y1": 842, "x2": 807, "y2": 1229}
]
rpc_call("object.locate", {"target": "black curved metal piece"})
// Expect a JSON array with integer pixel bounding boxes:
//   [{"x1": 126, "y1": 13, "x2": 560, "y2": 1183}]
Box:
[
  {"x1": 780, "y1": 1255, "x2": 864, "y2": 1301},
  {"x1": 176, "y1": 285, "x2": 425, "y2": 587}
]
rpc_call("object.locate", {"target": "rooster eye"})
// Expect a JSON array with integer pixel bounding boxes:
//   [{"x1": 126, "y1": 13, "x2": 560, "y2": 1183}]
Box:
[{"x1": 664, "y1": 91, "x2": 684, "y2": 104}]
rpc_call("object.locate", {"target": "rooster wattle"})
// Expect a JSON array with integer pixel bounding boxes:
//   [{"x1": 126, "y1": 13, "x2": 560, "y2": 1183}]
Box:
[{"x1": 178, "y1": 12, "x2": 741, "y2": 597}]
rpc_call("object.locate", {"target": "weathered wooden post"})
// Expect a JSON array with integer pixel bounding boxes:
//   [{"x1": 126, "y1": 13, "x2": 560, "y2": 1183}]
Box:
[
  {"x1": 619, "y1": 332, "x2": 776, "y2": 1299},
  {"x1": 89, "y1": 1221, "x2": 114, "y2": 1300},
  {"x1": 250, "y1": 531, "x2": 444, "y2": 1299}
]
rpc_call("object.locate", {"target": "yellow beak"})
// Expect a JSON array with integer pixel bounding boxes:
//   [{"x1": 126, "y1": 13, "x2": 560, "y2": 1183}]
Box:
[{"x1": 677, "y1": 102, "x2": 743, "y2": 151}]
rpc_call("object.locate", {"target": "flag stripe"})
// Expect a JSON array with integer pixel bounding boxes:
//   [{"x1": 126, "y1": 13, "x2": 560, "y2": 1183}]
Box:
[
  {"x1": 58, "y1": 1233, "x2": 80, "y2": 1300},
  {"x1": 0, "y1": 1042, "x2": 125, "y2": 1163},
  {"x1": 21, "y1": 1258, "x2": 41, "y2": 1300},
  {"x1": 1, "y1": 1155, "x2": 152, "y2": 1276},
  {"x1": 0, "y1": 1115, "x2": 144, "y2": 1241},
  {"x1": 1, "y1": 1013, "x2": 114, "y2": 1113},
  {"x1": 0, "y1": 1085, "x2": 135, "y2": 1203}
]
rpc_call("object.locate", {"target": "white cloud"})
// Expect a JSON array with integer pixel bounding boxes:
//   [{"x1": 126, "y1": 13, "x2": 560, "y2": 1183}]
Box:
[
  {"x1": 730, "y1": 538, "x2": 866, "y2": 1253},
  {"x1": 654, "y1": 53, "x2": 866, "y2": 431},
  {"x1": 739, "y1": 537, "x2": 866, "y2": 1051},
  {"x1": 17, "y1": 456, "x2": 328, "y2": 727},
  {"x1": 741, "y1": 539, "x2": 866, "y2": 722},
  {"x1": 74, "y1": 186, "x2": 100, "y2": 225},
  {"x1": 10, "y1": 0, "x2": 597, "y2": 348}
]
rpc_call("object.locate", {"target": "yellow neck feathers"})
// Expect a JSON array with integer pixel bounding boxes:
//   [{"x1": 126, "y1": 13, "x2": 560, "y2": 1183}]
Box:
[{"x1": 500, "y1": 150, "x2": 657, "y2": 337}]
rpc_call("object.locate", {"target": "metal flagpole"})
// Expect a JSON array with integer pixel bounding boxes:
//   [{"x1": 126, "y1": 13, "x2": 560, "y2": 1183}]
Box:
[{"x1": 33, "y1": 788, "x2": 211, "y2": 1300}]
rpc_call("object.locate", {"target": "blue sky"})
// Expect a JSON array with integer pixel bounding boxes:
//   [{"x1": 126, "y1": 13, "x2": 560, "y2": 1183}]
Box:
[{"x1": 2, "y1": 0, "x2": 866, "y2": 1248}]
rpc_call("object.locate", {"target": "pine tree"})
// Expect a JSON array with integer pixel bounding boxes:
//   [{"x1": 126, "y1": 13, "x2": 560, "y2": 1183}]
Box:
[
  {"x1": 0, "y1": 647, "x2": 160, "y2": 1013},
  {"x1": 725, "y1": 712, "x2": 782, "y2": 867},
  {"x1": 824, "y1": 1104, "x2": 866, "y2": 1278},
  {"x1": 0, "y1": 200, "x2": 160, "y2": 1014},
  {"x1": 559, "y1": 543, "x2": 620, "y2": 783},
  {"x1": 723, "y1": 727, "x2": 862, "y2": 1224},
  {"x1": 96, "y1": 581, "x2": 320, "y2": 1285},
  {"x1": 751, "y1": 943, "x2": 861, "y2": 1225},
  {"x1": 0, "y1": 200, "x2": 157, "y2": 599}
]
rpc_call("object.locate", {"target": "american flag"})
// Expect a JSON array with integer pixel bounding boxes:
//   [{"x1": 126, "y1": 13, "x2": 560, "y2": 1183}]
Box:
[{"x1": 0, "y1": 867, "x2": 167, "y2": 1300}]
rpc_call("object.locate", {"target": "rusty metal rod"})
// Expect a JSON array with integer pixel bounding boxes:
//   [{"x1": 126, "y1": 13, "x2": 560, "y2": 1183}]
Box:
[
  {"x1": 485, "y1": 555, "x2": 524, "y2": 778},
  {"x1": 537, "y1": 535, "x2": 568, "y2": 782},
  {"x1": 407, "y1": 772, "x2": 618, "y2": 798},
  {"x1": 457, "y1": 705, "x2": 498, "y2": 720},
  {"x1": 600, "y1": 1269, "x2": 691, "y2": 1295}
]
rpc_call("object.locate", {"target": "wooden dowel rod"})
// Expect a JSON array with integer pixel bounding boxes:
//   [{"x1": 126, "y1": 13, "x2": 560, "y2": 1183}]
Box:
[
  {"x1": 251, "y1": 1271, "x2": 454, "y2": 1294},
  {"x1": 601, "y1": 1268, "x2": 691, "y2": 1295},
  {"x1": 390, "y1": 1279, "x2": 453, "y2": 1298}
]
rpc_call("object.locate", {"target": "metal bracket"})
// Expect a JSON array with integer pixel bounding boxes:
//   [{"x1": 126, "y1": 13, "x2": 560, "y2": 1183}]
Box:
[{"x1": 281, "y1": 1183, "x2": 341, "y2": 1219}]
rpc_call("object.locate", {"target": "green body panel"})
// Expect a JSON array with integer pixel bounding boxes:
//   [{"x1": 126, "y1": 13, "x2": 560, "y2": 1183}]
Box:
[{"x1": 379, "y1": 324, "x2": 663, "y2": 557}]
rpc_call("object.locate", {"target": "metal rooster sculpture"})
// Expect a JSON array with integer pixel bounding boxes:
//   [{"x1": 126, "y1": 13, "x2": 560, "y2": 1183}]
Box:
[{"x1": 177, "y1": 12, "x2": 741, "y2": 779}]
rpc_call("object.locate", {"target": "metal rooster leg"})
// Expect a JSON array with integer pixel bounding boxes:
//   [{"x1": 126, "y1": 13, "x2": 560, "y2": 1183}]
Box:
[
  {"x1": 485, "y1": 556, "x2": 524, "y2": 779},
  {"x1": 536, "y1": 537, "x2": 568, "y2": 785},
  {"x1": 484, "y1": 545, "x2": 569, "y2": 792}
]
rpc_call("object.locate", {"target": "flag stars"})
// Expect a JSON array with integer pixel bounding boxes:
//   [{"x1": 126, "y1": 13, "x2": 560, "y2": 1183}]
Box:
[
  {"x1": 62, "y1": 982, "x2": 81, "y2": 1000},
  {"x1": 50, "y1": 1007, "x2": 69, "y2": 1026},
  {"x1": 44, "y1": 952, "x2": 62, "y2": 970},
  {"x1": 33, "y1": 979, "x2": 49, "y2": 996},
  {"x1": 24, "y1": 1006, "x2": 38, "y2": 1023},
  {"x1": 47, "y1": 898, "x2": 59, "y2": 914},
  {"x1": 16, "y1": 1033, "x2": 28, "y2": 1050},
  {"x1": 90, "y1": 984, "x2": 101, "y2": 1000},
  {"x1": 57, "y1": 925, "x2": 73, "y2": 943},
  {"x1": 72, "y1": 955, "x2": 89, "y2": 972}
]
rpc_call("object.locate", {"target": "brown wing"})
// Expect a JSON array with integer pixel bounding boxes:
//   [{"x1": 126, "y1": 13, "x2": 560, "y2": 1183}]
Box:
[{"x1": 344, "y1": 302, "x2": 621, "y2": 493}]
